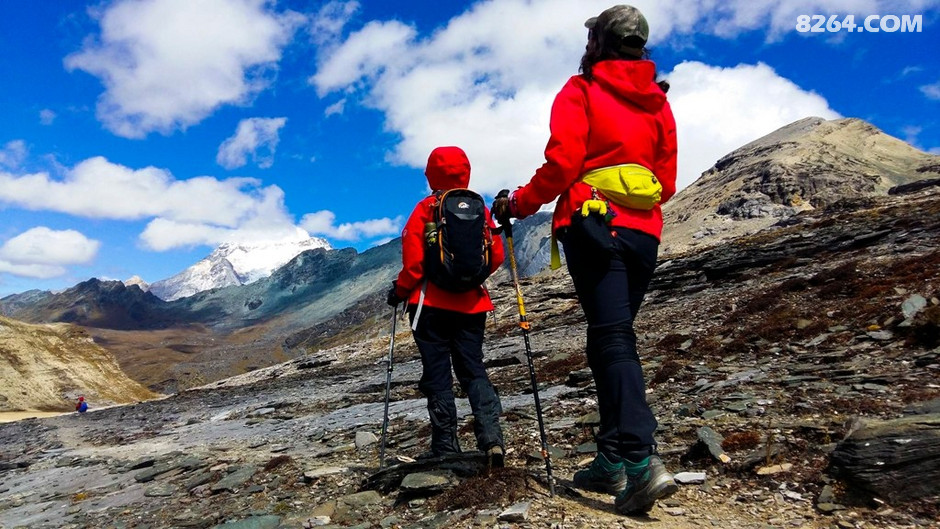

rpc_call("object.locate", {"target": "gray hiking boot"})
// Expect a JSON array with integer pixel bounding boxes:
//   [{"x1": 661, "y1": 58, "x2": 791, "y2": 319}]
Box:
[
  {"x1": 615, "y1": 455, "x2": 679, "y2": 515},
  {"x1": 572, "y1": 452, "x2": 627, "y2": 495}
]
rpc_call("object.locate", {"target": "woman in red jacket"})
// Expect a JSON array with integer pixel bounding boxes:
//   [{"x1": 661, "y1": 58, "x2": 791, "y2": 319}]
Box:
[
  {"x1": 388, "y1": 146, "x2": 506, "y2": 462},
  {"x1": 493, "y1": 5, "x2": 678, "y2": 515}
]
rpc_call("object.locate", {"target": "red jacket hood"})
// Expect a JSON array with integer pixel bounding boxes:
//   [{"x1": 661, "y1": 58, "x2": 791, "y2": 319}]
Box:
[
  {"x1": 425, "y1": 146, "x2": 471, "y2": 190},
  {"x1": 592, "y1": 60, "x2": 665, "y2": 113}
]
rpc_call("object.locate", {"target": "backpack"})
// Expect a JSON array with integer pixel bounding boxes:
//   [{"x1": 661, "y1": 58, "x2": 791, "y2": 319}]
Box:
[{"x1": 424, "y1": 189, "x2": 494, "y2": 292}]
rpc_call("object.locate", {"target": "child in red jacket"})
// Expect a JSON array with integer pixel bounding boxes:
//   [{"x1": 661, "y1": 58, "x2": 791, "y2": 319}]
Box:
[{"x1": 387, "y1": 146, "x2": 506, "y2": 462}]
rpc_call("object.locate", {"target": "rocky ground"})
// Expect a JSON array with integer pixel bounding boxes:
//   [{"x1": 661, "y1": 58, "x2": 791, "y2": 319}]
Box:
[{"x1": 1, "y1": 185, "x2": 938, "y2": 529}]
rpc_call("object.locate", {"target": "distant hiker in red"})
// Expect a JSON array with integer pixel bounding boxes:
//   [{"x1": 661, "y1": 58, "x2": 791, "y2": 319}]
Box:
[
  {"x1": 387, "y1": 146, "x2": 507, "y2": 464},
  {"x1": 492, "y1": 5, "x2": 679, "y2": 515},
  {"x1": 76, "y1": 396, "x2": 88, "y2": 413}
]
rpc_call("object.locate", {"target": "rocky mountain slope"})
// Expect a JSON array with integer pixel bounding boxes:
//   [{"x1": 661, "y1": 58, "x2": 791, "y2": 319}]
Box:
[
  {"x1": 0, "y1": 280, "x2": 180, "y2": 331},
  {"x1": 0, "y1": 183, "x2": 937, "y2": 529},
  {"x1": 660, "y1": 117, "x2": 940, "y2": 257},
  {"x1": 149, "y1": 237, "x2": 331, "y2": 301},
  {"x1": 0, "y1": 316, "x2": 158, "y2": 412}
]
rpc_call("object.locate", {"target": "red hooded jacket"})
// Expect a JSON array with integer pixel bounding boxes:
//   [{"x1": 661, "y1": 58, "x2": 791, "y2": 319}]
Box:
[
  {"x1": 394, "y1": 147, "x2": 505, "y2": 314},
  {"x1": 512, "y1": 60, "x2": 678, "y2": 240}
]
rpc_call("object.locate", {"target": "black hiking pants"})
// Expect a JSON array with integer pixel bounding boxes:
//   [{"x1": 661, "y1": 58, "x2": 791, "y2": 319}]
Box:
[
  {"x1": 560, "y1": 225, "x2": 660, "y2": 463},
  {"x1": 408, "y1": 305, "x2": 504, "y2": 455}
]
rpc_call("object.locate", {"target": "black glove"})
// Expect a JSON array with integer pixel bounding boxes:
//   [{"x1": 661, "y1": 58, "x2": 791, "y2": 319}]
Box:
[
  {"x1": 491, "y1": 189, "x2": 512, "y2": 225},
  {"x1": 386, "y1": 281, "x2": 405, "y2": 307}
]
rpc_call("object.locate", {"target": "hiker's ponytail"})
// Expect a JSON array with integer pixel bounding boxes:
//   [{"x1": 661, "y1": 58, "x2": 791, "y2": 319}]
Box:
[{"x1": 580, "y1": 32, "x2": 650, "y2": 82}]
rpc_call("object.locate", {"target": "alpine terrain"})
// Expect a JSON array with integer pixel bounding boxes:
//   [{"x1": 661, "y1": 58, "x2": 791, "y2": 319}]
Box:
[{"x1": 0, "y1": 117, "x2": 938, "y2": 528}]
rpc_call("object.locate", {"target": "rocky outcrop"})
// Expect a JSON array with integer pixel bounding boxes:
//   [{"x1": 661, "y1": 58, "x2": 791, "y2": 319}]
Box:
[
  {"x1": 661, "y1": 117, "x2": 940, "y2": 256},
  {"x1": 829, "y1": 414, "x2": 940, "y2": 503}
]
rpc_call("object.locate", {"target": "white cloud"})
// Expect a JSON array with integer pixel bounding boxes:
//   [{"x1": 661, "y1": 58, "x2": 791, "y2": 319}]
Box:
[
  {"x1": 324, "y1": 99, "x2": 346, "y2": 117},
  {"x1": 0, "y1": 140, "x2": 28, "y2": 170},
  {"x1": 1, "y1": 157, "x2": 267, "y2": 224},
  {"x1": 39, "y1": 109, "x2": 57, "y2": 125},
  {"x1": 300, "y1": 210, "x2": 402, "y2": 241},
  {"x1": 138, "y1": 185, "x2": 309, "y2": 251},
  {"x1": 0, "y1": 156, "x2": 312, "y2": 251},
  {"x1": 65, "y1": 0, "x2": 304, "y2": 138},
  {"x1": 139, "y1": 218, "x2": 311, "y2": 251},
  {"x1": 217, "y1": 117, "x2": 287, "y2": 169},
  {"x1": 310, "y1": 0, "x2": 360, "y2": 46},
  {"x1": 921, "y1": 81, "x2": 940, "y2": 100},
  {"x1": 902, "y1": 125, "x2": 923, "y2": 146},
  {"x1": 0, "y1": 262, "x2": 66, "y2": 280},
  {"x1": 0, "y1": 227, "x2": 100, "y2": 279},
  {"x1": 666, "y1": 61, "x2": 840, "y2": 188},
  {"x1": 309, "y1": 0, "x2": 846, "y2": 195}
]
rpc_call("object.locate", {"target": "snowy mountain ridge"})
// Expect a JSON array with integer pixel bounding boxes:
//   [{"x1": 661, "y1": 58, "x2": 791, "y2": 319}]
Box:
[{"x1": 148, "y1": 237, "x2": 332, "y2": 301}]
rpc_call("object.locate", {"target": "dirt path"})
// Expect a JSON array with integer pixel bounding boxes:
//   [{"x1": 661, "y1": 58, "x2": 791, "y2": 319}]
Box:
[{"x1": 0, "y1": 411, "x2": 69, "y2": 423}]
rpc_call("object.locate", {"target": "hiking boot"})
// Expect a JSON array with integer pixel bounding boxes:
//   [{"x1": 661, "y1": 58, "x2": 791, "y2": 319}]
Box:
[
  {"x1": 614, "y1": 455, "x2": 678, "y2": 515},
  {"x1": 486, "y1": 445, "x2": 505, "y2": 468},
  {"x1": 572, "y1": 452, "x2": 627, "y2": 495}
]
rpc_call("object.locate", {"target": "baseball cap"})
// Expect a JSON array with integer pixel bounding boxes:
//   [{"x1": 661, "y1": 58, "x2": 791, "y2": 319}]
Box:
[{"x1": 584, "y1": 5, "x2": 650, "y2": 43}]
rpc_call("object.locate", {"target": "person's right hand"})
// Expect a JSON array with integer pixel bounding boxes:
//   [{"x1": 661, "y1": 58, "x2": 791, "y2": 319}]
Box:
[
  {"x1": 386, "y1": 281, "x2": 405, "y2": 307},
  {"x1": 491, "y1": 189, "x2": 512, "y2": 225}
]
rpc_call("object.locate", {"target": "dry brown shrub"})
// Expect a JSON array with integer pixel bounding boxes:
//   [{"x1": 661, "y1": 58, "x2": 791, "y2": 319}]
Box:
[
  {"x1": 656, "y1": 333, "x2": 690, "y2": 351},
  {"x1": 264, "y1": 455, "x2": 294, "y2": 471},
  {"x1": 721, "y1": 431, "x2": 761, "y2": 452},
  {"x1": 539, "y1": 354, "x2": 588, "y2": 384},
  {"x1": 651, "y1": 359, "x2": 682, "y2": 386},
  {"x1": 431, "y1": 467, "x2": 531, "y2": 510}
]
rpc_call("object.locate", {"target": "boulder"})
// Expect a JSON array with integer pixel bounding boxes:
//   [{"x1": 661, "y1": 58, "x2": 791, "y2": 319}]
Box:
[{"x1": 828, "y1": 414, "x2": 940, "y2": 503}]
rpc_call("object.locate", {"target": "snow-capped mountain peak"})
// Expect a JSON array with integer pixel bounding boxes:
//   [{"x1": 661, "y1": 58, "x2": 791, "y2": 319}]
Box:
[
  {"x1": 149, "y1": 237, "x2": 331, "y2": 301},
  {"x1": 123, "y1": 275, "x2": 150, "y2": 291}
]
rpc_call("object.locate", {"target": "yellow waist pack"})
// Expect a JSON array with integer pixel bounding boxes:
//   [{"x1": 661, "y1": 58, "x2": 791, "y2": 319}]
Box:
[{"x1": 581, "y1": 163, "x2": 662, "y2": 210}]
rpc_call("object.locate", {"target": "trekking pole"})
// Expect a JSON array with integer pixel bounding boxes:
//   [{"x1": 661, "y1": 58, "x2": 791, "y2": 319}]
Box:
[
  {"x1": 502, "y1": 220, "x2": 555, "y2": 497},
  {"x1": 379, "y1": 304, "x2": 398, "y2": 468}
]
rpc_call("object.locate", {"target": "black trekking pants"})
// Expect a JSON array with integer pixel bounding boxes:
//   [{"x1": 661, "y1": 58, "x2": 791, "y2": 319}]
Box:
[
  {"x1": 408, "y1": 305, "x2": 504, "y2": 455},
  {"x1": 560, "y1": 225, "x2": 660, "y2": 463}
]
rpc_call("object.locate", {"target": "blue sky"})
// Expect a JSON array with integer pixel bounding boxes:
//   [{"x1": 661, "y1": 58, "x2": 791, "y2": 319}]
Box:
[{"x1": 1, "y1": 0, "x2": 938, "y2": 297}]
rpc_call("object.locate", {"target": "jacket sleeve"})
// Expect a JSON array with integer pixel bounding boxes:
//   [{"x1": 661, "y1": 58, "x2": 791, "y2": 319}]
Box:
[
  {"x1": 655, "y1": 100, "x2": 678, "y2": 204},
  {"x1": 485, "y1": 206, "x2": 506, "y2": 274},
  {"x1": 513, "y1": 79, "x2": 589, "y2": 217},
  {"x1": 395, "y1": 200, "x2": 429, "y2": 298}
]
